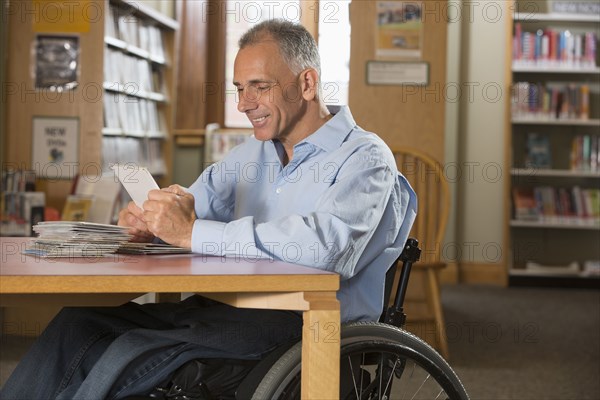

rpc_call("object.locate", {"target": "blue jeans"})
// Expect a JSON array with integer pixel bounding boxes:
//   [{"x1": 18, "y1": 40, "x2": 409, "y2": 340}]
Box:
[{"x1": 1, "y1": 296, "x2": 302, "y2": 400}]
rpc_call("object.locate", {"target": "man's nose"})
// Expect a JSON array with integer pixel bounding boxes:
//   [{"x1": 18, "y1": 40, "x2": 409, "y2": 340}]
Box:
[{"x1": 237, "y1": 92, "x2": 258, "y2": 113}]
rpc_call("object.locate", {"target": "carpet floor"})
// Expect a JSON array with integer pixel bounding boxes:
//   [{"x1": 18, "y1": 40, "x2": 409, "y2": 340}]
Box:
[{"x1": 1, "y1": 284, "x2": 598, "y2": 399}]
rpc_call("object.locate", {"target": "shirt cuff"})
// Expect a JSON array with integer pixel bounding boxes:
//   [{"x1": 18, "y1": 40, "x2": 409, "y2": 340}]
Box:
[{"x1": 191, "y1": 219, "x2": 226, "y2": 255}]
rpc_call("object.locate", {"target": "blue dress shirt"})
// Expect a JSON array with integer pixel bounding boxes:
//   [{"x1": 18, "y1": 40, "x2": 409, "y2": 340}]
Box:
[{"x1": 188, "y1": 105, "x2": 417, "y2": 322}]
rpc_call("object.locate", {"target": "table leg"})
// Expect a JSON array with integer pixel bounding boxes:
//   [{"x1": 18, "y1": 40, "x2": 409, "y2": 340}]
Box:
[{"x1": 301, "y1": 292, "x2": 340, "y2": 400}]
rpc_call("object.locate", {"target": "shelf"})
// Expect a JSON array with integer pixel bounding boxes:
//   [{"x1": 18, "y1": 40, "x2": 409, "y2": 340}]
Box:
[
  {"x1": 507, "y1": 2, "x2": 600, "y2": 289},
  {"x1": 511, "y1": 168, "x2": 600, "y2": 178},
  {"x1": 112, "y1": 0, "x2": 179, "y2": 31},
  {"x1": 512, "y1": 118, "x2": 600, "y2": 126},
  {"x1": 512, "y1": 64, "x2": 600, "y2": 74},
  {"x1": 0, "y1": 221, "x2": 30, "y2": 237},
  {"x1": 509, "y1": 268, "x2": 583, "y2": 278},
  {"x1": 103, "y1": 82, "x2": 167, "y2": 102},
  {"x1": 510, "y1": 220, "x2": 600, "y2": 230},
  {"x1": 508, "y1": 270, "x2": 599, "y2": 289},
  {"x1": 102, "y1": 0, "x2": 177, "y2": 186},
  {"x1": 102, "y1": 128, "x2": 166, "y2": 138},
  {"x1": 514, "y1": 13, "x2": 600, "y2": 23},
  {"x1": 105, "y1": 36, "x2": 167, "y2": 65}
]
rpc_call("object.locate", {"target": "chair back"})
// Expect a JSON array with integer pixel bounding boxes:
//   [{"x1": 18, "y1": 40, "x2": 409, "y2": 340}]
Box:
[{"x1": 392, "y1": 147, "x2": 450, "y2": 263}]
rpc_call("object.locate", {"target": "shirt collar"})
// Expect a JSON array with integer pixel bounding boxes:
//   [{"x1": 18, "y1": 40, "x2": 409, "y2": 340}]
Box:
[{"x1": 298, "y1": 105, "x2": 357, "y2": 153}]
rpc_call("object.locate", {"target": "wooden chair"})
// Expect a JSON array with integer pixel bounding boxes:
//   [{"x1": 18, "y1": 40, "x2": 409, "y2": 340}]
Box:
[{"x1": 391, "y1": 146, "x2": 451, "y2": 359}]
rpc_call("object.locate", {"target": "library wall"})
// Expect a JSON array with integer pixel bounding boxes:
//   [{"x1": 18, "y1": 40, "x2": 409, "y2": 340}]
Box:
[
  {"x1": 173, "y1": 0, "x2": 213, "y2": 186},
  {"x1": 4, "y1": 0, "x2": 105, "y2": 210},
  {"x1": 171, "y1": 0, "x2": 210, "y2": 187},
  {"x1": 1, "y1": 0, "x2": 8, "y2": 162},
  {"x1": 348, "y1": 0, "x2": 448, "y2": 162},
  {"x1": 174, "y1": 0, "x2": 208, "y2": 133}
]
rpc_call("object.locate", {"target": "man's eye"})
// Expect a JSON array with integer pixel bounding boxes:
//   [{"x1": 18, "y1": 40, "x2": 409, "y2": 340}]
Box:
[{"x1": 256, "y1": 85, "x2": 270, "y2": 91}]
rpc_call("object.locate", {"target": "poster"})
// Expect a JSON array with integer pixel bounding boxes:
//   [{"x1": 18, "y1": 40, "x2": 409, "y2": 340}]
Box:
[
  {"x1": 35, "y1": 35, "x2": 80, "y2": 91},
  {"x1": 376, "y1": 1, "x2": 423, "y2": 60},
  {"x1": 32, "y1": 117, "x2": 79, "y2": 179}
]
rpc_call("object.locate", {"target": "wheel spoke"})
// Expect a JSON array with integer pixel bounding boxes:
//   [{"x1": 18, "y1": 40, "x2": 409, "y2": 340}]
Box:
[
  {"x1": 401, "y1": 361, "x2": 417, "y2": 400},
  {"x1": 379, "y1": 355, "x2": 383, "y2": 400},
  {"x1": 348, "y1": 355, "x2": 360, "y2": 400},
  {"x1": 383, "y1": 357, "x2": 400, "y2": 397},
  {"x1": 409, "y1": 373, "x2": 431, "y2": 400},
  {"x1": 360, "y1": 352, "x2": 365, "y2": 400}
]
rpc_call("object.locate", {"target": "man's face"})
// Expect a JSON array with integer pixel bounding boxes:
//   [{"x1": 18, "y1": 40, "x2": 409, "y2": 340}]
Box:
[{"x1": 233, "y1": 40, "x2": 305, "y2": 142}]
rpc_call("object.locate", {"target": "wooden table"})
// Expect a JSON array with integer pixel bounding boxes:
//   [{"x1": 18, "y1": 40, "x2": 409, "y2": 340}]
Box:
[{"x1": 0, "y1": 238, "x2": 340, "y2": 399}]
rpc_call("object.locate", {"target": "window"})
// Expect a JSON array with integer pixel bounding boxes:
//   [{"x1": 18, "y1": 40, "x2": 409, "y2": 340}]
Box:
[
  {"x1": 223, "y1": 0, "x2": 351, "y2": 127},
  {"x1": 318, "y1": 0, "x2": 351, "y2": 106}
]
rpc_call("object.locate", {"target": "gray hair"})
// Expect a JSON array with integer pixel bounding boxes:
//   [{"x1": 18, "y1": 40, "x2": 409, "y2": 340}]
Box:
[{"x1": 238, "y1": 19, "x2": 321, "y2": 77}]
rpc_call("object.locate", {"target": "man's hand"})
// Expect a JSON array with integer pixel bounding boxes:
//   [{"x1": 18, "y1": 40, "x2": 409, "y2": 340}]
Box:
[
  {"x1": 143, "y1": 185, "x2": 197, "y2": 248},
  {"x1": 117, "y1": 201, "x2": 155, "y2": 243}
]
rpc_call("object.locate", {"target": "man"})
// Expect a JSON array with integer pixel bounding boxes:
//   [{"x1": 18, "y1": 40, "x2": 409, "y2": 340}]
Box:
[{"x1": 1, "y1": 20, "x2": 416, "y2": 399}]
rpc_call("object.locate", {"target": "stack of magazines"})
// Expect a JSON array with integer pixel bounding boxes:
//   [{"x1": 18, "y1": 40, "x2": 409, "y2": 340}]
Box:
[
  {"x1": 117, "y1": 242, "x2": 190, "y2": 255},
  {"x1": 24, "y1": 221, "x2": 190, "y2": 257},
  {"x1": 24, "y1": 222, "x2": 132, "y2": 258}
]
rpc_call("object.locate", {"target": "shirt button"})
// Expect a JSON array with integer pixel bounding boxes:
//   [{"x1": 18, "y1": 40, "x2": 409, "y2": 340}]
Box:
[{"x1": 276, "y1": 187, "x2": 282, "y2": 194}]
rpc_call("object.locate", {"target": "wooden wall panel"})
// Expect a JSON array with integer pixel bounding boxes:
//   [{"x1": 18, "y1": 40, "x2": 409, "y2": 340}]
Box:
[
  {"x1": 349, "y1": 1, "x2": 448, "y2": 162},
  {"x1": 174, "y1": 0, "x2": 209, "y2": 131}
]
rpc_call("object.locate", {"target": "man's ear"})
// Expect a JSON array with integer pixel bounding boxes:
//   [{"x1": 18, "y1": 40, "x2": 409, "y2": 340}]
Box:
[{"x1": 299, "y1": 68, "x2": 319, "y2": 101}]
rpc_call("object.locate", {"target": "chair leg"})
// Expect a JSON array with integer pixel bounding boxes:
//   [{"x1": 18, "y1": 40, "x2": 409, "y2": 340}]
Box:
[{"x1": 426, "y1": 268, "x2": 449, "y2": 360}]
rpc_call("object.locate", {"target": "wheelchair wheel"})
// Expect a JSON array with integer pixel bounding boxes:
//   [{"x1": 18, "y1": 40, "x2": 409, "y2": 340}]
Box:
[{"x1": 252, "y1": 322, "x2": 469, "y2": 400}]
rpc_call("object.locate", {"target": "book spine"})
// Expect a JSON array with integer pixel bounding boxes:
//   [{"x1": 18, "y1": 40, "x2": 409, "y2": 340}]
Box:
[
  {"x1": 591, "y1": 135, "x2": 599, "y2": 172},
  {"x1": 582, "y1": 135, "x2": 591, "y2": 171},
  {"x1": 580, "y1": 85, "x2": 589, "y2": 120},
  {"x1": 571, "y1": 186, "x2": 584, "y2": 221},
  {"x1": 515, "y1": 22, "x2": 522, "y2": 61}
]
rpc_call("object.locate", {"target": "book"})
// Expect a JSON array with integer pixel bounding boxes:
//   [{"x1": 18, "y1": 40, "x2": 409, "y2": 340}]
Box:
[
  {"x1": 571, "y1": 135, "x2": 600, "y2": 171},
  {"x1": 512, "y1": 187, "x2": 539, "y2": 221},
  {"x1": 582, "y1": 260, "x2": 600, "y2": 277},
  {"x1": 62, "y1": 195, "x2": 94, "y2": 222},
  {"x1": 525, "y1": 133, "x2": 552, "y2": 169},
  {"x1": 1, "y1": 191, "x2": 45, "y2": 236},
  {"x1": 74, "y1": 174, "x2": 122, "y2": 224},
  {"x1": 514, "y1": 26, "x2": 597, "y2": 69},
  {"x1": 525, "y1": 261, "x2": 580, "y2": 276}
]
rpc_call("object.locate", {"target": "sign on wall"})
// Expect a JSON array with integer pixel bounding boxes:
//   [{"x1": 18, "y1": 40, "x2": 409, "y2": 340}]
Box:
[
  {"x1": 32, "y1": 116, "x2": 79, "y2": 179},
  {"x1": 367, "y1": 61, "x2": 429, "y2": 86}
]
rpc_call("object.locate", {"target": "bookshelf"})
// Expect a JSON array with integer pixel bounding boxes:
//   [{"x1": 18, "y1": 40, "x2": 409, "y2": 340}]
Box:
[
  {"x1": 102, "y1": 0, "x2": 178, "y2": 184},
  {"x1": 506, "y1": 1, "x2": 600, "y2": 283},
  {"x1": 3, "y1": 0, "x2": 178, "y2": 216}
]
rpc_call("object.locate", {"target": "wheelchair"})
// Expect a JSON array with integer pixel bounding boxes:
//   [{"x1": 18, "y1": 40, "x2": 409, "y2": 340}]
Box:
[
  {"x1": 137, "y1": 239, "x2": 469, "y2": 399},
  {"x1": 233, "y1": 238, "x2": 469, "y2": 400}
]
